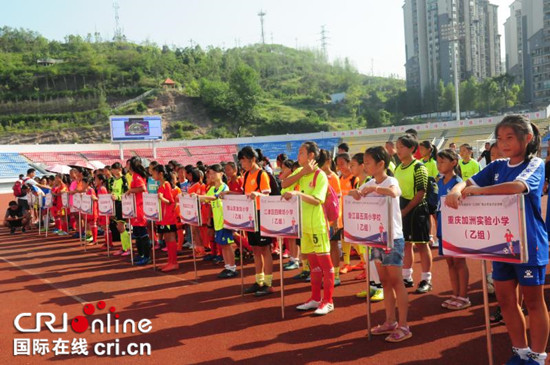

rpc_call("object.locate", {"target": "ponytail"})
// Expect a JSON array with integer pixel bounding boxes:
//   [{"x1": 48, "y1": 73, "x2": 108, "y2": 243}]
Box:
[{"x1": 495, "y1": 115, "x2": 541, "y2": 163}]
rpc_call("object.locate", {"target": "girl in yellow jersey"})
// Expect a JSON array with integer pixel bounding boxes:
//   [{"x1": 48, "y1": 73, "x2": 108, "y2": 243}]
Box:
[{"x1": 283, "y1": 142, "x2": 334, "y2": 315}]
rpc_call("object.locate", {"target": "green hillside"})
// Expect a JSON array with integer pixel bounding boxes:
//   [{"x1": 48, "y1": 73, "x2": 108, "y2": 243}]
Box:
[{"x1": 0, "y1": 27, "x2": 413, "y2": 142}]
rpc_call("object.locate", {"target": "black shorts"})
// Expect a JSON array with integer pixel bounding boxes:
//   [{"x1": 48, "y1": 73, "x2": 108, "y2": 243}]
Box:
[
  {"x1": 114, "y1": 200, "x2": 124, "y2": 222},
  {"x1": 156, "y1": 224, "x2": 178, "y2": 233},
  {"x1": 401, "y1": 199, "x2": 430, "y2": 243},
  {"x1": 330, "y1": 228, "x2": 342, "y2": 241},
  {"x1": 8, "y1": 220, "x2": 22, "y2": 228},
  {"x1": 17, "y1": 199, "x2": 30, "y2": 215},
  {"x1": 246, "y1": 217, "x2": 271, "y2": 247}
]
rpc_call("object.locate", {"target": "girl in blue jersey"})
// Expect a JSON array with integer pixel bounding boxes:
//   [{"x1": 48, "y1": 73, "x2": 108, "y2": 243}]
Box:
[
  {"x1": 436, "y1": 149, "x2": 470, "y2": 311},
  {"x1": 446, "y1": 115, "x2": 548, "y2": 365}
]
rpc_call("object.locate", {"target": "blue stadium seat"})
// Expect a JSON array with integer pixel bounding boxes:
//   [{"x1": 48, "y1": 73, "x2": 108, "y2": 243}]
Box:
[
  {"x1": 238, "y1": 138, "x2": 340, "y2": 161},
  {"x1": 0, "y1": 153, "x2": 33, "y2": 179}
]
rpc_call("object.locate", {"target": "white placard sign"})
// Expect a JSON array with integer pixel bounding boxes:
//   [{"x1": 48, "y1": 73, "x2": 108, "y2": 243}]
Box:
[
  {"x1": 259, "y1": 196, "x2": 301, "y2": 238},
  {"x1": 343, "y1": 195, "x2": 393, "y2": 249},
  {"x1": 441, "y1": 195, "x2": 527, "y2": 263},
  {"x1": 44, "y1": 193, "x2": 53, "y2": 209},
  {"x1": 61, "y1": 192, "x2": 69, "y2": 209},
  {"x1": 72, "y1": 193, "x2": 82, "y2": 212},
  {"x1": 143, "y1": 193, "x2": 161, "y2": 222},
  {"x1": 98, "y1": 194, "x2": 114, "y2": 216},
  {"x1": 121, "y1": 194, "x2": 136, "y2": 219},
  {"x1": 80, "y1": 194, "x2": 93, "y2": 215},
  {"x1": 222, "y1": 195, "x2": 257, "y2": 232},
  {"x1": 178, "y1": 194, "x2": 201, "y2": 226}
]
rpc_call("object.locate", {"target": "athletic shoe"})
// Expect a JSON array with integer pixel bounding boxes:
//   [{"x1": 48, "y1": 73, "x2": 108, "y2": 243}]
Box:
[
  {"x1": 51, "y1": 228, "x2": 59, "y2": 233},
  {"x1": 254, "y1": 285, "x2": 274, "y2": 297},
  {"x1": 217, "y1": 269, "x2": 230, "y2": 278},
  {"x1": 71, "y1": 232, "x2": 81, "y2": 239},
  {"x1": 202, "y1": 254, "x2": 214, "y2": 261},
  {"x1": 137, "y1": 257, "x2": 152, "y2": 266},
  {"x1": 86, "y1": 235, "x2": 94, "y2": 242},
  {"x1": 313, "y1": 302, "x2": 334, "y2": 316},
  {"x1": 182, "y1": 242, "x2": 192, "y2": 249},
  {"x1": 334, "y1": 278, "x2": 341, "y2": 287},
  {"x1": 487, "y1": 274, "x2": 495, "y2": 295},
  {"x1": 21, "y1": 228, "x2": 26, "y2": 233},
  {"x1": 284, "y1": 261, "x2": 300, "y2": 271},
  {"x1": 403, "y1": 279, "x2": 414, "y2": 288},
  {"x1": 293, "y1": 271, "x2": 310, "y2": 280},
  {"x1": 340, "y1": 264, "x2": 353, "y2": 274},
  {"x1": 370, "y1": 288, "x2": 384, "y2": 302},
  {"x1": 282, "y1": 249, "x2": 290, "y2": 258},
  {"x1": 212, "y1": 255, "x2": 224, "y2": 264},
  {"x1": 57, "y1": 231, "x2": 68, "y2": 236},
  {"x1": 296, "y1": 300, "x2": 320, "y2": 311},
  {"x1": 505, "y1": 351, "x2": 524, "y2": 365},
  {"x1": 415, "y1": 280, "x2": 432, "y2": 294},
  {"x1": 244, "y1": 283, "x2": 262, "y2": 294},
  {"x1": 121, "y1": 250, "x2": 131, "y2": 256}
]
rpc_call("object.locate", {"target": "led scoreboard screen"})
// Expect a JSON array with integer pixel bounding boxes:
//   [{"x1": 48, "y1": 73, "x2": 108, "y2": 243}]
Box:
[{"x1": 110, "y1": 115, "x2": 163, "y2": 141}]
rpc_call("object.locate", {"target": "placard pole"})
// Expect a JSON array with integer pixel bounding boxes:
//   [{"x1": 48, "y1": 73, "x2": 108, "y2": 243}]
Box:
[
  {"x1": 278, "y1": 237, "x2": 285, "y2": 319},
  {"x1": 481, "y1": 260, "x2": 494, "y2": 365},
  {"x1": 84, "y1": 214, "x2": 88, "y2": 252},
  {"x1": 365, "y1": 247, "x2": 372, "y2": 341},
  {"x1": 128, "y1": 219, "x2": 134, "y2": 265},
  {"x1": 119, "y1": 143, "x2": 124, "y2": 161},
  {"x1": 240, "y1": 230, "x2": 244, "y2": 297},
  {"x1": 106, "y1": 220, "x2": 110, "y2": 258},
  {"x1": 65, "y1": 208, "x2": 69, "y2": 237},
  {"x1": 45, "y1": 208, "x2": 49, "y2": 238},
  {"x1": 38, "y1": 203, "x2": 42, "y2": 236},
  {"x1": 151, "y1": 221, "x2": 156, "y2": 271},
  {"x1": 191, "y1": 227, "x2": 198, "y2": 281}
]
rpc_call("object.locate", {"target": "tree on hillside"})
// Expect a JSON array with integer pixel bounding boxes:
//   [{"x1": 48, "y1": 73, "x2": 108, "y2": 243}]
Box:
[{"x1": 226, "y1": 63, "x2": 261, "y2": 135}]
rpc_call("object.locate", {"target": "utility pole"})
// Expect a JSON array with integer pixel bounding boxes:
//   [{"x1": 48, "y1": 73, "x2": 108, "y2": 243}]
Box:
[
  {"x1": 320, "y1": 25, "x2": 329, "y2": 59},
  {"x1": 113, "y1": 0, "x2": 123, "y2": 42},
  {"x1": 258, "y1": 10, "x2": 266, "y2": 44}
]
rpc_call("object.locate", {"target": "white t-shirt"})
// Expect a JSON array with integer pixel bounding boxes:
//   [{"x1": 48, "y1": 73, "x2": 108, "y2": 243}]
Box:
[{"x1": 358, "y1": 176, "x2": 404, "y2": 240}]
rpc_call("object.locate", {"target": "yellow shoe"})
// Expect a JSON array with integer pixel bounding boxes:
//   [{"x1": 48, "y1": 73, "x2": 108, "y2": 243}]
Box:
[
  {"x1": 370, "y1": 288, "x2": 384, "y2": 302},
  {"x1": 356, "y1": 290, "x2": 368, "y2": 298}
]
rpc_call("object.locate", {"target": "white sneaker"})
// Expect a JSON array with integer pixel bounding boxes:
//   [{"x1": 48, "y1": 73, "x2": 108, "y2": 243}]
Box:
[
  {"x1": 296, "y1": 300, "x2": 320, "y2": 311},
  {"x1": 314, "y1": 302, "x2": 334, "y2": 316},
  {"x1": 183, "y1": 242, "x2": 192, "y2": 249}
]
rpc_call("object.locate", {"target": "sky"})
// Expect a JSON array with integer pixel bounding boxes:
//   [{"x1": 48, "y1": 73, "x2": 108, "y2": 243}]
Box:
[{"x1": 1, "y1": 0, "x2": 514, "y2": 78}]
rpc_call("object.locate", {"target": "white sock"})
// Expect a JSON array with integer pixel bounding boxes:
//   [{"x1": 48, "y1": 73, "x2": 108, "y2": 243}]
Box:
[
  {"x1": 402, "y1": 268, "x2": 413, "y2": 281},
  {"x1": 369, "y1": 260, "x2": 381, "y2": 285},
  {"x1": 527, "y1": 351, "x2": 547, "y2": 364},
  {"x1": 229, "y1": 265, "x2": 237, "y2": 272},
  {"x1": 224, "y1": 264, "x2": 231, "y2": 270},
  {"x1": 513, "y1": 347, "x2": 531, "y2": 360},
  {"x1": 421, "y1": 272, "x2": 432, "y2": 282}
]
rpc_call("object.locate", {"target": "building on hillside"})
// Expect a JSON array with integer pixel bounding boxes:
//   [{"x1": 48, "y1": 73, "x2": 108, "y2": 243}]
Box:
[
  {"x1": 36, "y1": 58, "x2": 64, "y2": 66},
  {"x1": 506, "y1": 0, "x2": 550, "y2": 105},
  {"x1": 403, "y1": 0, "x2": 501, "y2": 102},
  {"x1": 330, "y1": 92, "x2": 346, "y2": 104},
  {"x1": 162, "y1": 78, "x2": 176, "y2": 89}
]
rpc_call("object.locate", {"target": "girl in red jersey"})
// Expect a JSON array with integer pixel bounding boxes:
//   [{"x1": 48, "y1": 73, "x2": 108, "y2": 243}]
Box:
[
  {"x1": 95, "y1": 174, "x2": 113, "y2": 249},
  {"x1": 152, "y1": 164, "x2": 179, "y2": 272},
  {"x1": 125, "y1": 157, "x2": 150, "y2": 266},
  {"x1": 52, "y1": 174, "x2": 69, "y2": 236},
  {"x1": 82, "y1": 176, "x2": 99, "y2": 245}
]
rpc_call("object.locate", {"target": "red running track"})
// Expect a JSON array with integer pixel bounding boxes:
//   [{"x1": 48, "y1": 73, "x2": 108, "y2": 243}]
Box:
[{"x1": 0, "y1": 225, "x2": 548, "y2": 364}]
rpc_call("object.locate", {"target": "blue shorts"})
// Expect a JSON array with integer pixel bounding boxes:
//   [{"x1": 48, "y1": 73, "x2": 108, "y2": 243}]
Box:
[
  {"x1": 492, "y1": 262, "x2": 547, "y2": 286},
  {"x1": 370, "y1": 238, "x2": 405, "y2": 267},
  {"x1": 215, "y1": 229, "x2": 234, "y2": 246}
]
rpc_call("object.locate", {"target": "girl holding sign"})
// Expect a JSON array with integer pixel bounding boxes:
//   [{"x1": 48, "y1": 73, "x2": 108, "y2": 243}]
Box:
[
  {"x1": 152, "y1": 165, "x2": 179, "y2": 272},
  {"x1": 446, "y1": 116, "x2": 548, "y2": 365},
  {"x1": 95, "y1": 174, "x2": 113, "y2": 249},
  {"x1": 126, "y1": 157, "x2": 151, "y2": 266},
  {"x1": 197, "y1": 164, "x2": 237, "y2": 279},
  {"x1": 436, "y1": 149, "x2": 470, "y2": 311},
  {"x1": 52, "y1": 174, "x2": 69, "y2": 236},
  {"x1": 283, "y1": 141, "x2": 335, "y2": 316},
  {"x1": 349, "y1": 146, "x2": 411, "y2": 342},
  {"x1": 82, "y1": 176, "x2": 99, "y2": 245}
]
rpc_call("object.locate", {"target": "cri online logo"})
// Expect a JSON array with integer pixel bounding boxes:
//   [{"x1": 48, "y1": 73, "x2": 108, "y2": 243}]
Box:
[{"x1": 14, "y1": 301, "x2": 152, "y2": 334}]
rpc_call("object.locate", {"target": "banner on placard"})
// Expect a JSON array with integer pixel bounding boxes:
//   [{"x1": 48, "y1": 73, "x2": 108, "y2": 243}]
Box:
[
  {"x1": 80, "y1": 194, "x2": 93, "y2": 215},
  {"x1": 178, "y1": 194, "x2": 201, "y2": 226},
  {"x1": 61, "y1": 192, "x2": 69, "y2": 209},
  {"x1": 343, "y1": 195, "x2": 393, "y2": 249},
  {"x1": 98, "y1": 194, "x2": 114, "y2": 216},
  {"x1": 121, "y1": 194, "x2": 136, "y2": 219},
  {"x1": 143, "y1": 193, "x2": 161, "y2": 222},
  {"x1": 441, "y1": 195, "x2": 527, "y2": 263},
  {"x1": 259, "y1": 196, "x2": 301, "y2": 238},
  {"x1": 222, "y1": 195, "x2": 257, "y2": 232},
  {"x1": 72, "y1": 193, "x2": 82, "y2": 212},
  {"x1": 44, "y1": 193, "x2": 53, "y2": 209}
]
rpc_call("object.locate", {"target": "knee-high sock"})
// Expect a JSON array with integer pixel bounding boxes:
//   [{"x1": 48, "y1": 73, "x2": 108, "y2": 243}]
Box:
[
  {"x1": 91, "y1": 224, "x2": 98, "y2": 242},
  {"x1": 55, "y1": 217, "x2": 61, "y2": 230},
  {"x1": 342, "y1": 241, "x2": 351, "y2": 265},
  {"x1": 307, "y1": 254, "x2": 322, "y2": 302},
  {"x1": 141, "y1": 236, "x2": 151, "y2": 258},
  {"x1": 167, "y1": 241, "x2": 178, "y2": 265},
  {"x1": 176, "y1": 226, "x2": 184, "y2": 251},
  {"x1": 121, "y1": 231, "x2": 131, "y2": 251},
  {"x1": 317, "y1": 254, "x2": 335, "y2": 304},
  {"x1": 61, "y1": 218, "x2": 68, "y2": 233}
]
